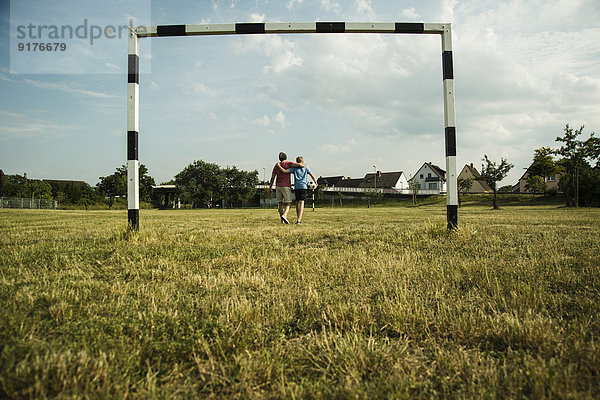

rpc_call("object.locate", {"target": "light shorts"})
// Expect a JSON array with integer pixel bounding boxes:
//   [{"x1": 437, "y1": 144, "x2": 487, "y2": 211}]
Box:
[{"x1": 276, "y1": 186, "x2": 293, "y2": 203}]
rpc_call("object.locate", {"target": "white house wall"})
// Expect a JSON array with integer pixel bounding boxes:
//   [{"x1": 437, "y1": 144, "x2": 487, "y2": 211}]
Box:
[
  {"x1": 414, "y1": 164, "x2": 445, "y2": 192},
  {"x1": 393, "y1": 173, "x2": 409, "y2": 189}
]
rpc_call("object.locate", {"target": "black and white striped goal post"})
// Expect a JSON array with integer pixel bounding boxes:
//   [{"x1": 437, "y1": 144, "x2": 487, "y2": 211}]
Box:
[{"x1": 127, "y1": 22, "x2": 458, "y2": 230}]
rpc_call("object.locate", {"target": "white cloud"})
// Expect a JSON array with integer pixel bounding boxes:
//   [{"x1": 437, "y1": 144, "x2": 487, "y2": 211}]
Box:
[
  {"x1": 249, "y1": 13, "x2": 265, "y2": 22},
  {"x1": 270, "y1": 50, "x2": 303, "y2": 73},
  {"x1": 319, "y1": 139, "x2": 355, "y2": 154},
  {"x1": 286, "y1": 0, "x2": 303, "y2": 9},
  {"x1": 400, "y1": 7, "x2": 419, "y2": 19},
  {"x1": 321, "y1": 0, "x2": 342, "y2": 14},
  {"x1": 237, "y1": 34, "x2": 303, "y2": 74},
  {"x1": 439, "y1": 0, "x2": 458, "y2": 22},
  {"x1": 252, "y1": 115, "x2": 271, "y2": 126},
  {"x1": 22, "y1": 78, "x2": 117, "y2": 98},
  {"x1": 353, "y1": 0, "x2": 375, "y2": 19},
  {"x1": 0, "y1": 110, "x2": 25, "y2": 118},
  {"x1": 275, "y1": 111, "x2": 286, "y2": 128},
  {"x1": 193, "y1": 83, "x2": 208, "y2": 93},
  {"x1": 0, "y1": 119, "x2": 60, "y2": 139}
]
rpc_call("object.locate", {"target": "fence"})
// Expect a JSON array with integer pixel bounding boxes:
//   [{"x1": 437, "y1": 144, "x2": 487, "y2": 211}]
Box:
[
  {"x1": 0, "y1": 197, "x2": 57, "y2": 209},
  {"x1": 255, "y1": 184, "x2": 445, "y2": 196}
]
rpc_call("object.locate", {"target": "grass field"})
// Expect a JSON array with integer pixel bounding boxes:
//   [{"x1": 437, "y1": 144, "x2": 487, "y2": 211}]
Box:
[{"x1": 1, "y1": 203, "x2": 599, "y2": 398}]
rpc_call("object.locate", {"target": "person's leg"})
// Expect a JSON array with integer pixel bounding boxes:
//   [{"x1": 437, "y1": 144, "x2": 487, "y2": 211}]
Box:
[
  {"x1": 280, "y1": 187, "x2": 292, "y2": 224},
  {"x1": 276, "y1": 187, "x2": 287, "y2": 222},
  {"x1": 283, "y1": 202, "x2": 291, "y2": 219},
  {"x1": 296, "y1": 200, "x2": 305, "y2": 223}
]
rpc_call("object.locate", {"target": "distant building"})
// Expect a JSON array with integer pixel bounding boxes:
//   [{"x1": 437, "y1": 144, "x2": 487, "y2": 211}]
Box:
[
  {"x1": 317, "y1": 175, "x2": 345, "y2": 187},
  {"x1": 335, "y1": 178, "x2": 364, "y2": 188},
  {"x1": 43, "y1": 179, "x2": 88, "y2": 188},
  {"x1": 359, "y1": 171, "x2": 409, "y2": 190},
  {"x1": 512, "y1": 169, "x2": 563, "y2": 194},
  {"x1": 457, "y1": 164, "x2": 492, "y2": 193},
  {"x1": 323, "y1": 171, "x2": 409, "y2": 190},
  {"x1": 410, "y1": 162, "x2": 446, "y2": 193}
]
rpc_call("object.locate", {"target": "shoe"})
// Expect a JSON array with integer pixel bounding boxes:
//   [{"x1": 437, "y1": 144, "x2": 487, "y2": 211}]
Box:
[
  {"x1": 281, "y1": 216, "x2": 290, "y2": 224},
  {"x1": 296, "y1": 221, "x2": 301, "y2": 225}
]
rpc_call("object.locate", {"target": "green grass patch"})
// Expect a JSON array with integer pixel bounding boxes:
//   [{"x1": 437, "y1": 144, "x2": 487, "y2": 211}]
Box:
[{"x1": 1, "y1": 205, "x2": 599, "y2": 398}]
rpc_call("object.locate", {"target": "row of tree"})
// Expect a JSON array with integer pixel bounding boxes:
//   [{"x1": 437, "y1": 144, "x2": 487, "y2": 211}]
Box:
[
  {"x1": 96, "y1": 161, "x2": 259, "y2": 208},
  {"x1": 2, "y1": 160, "x2": 259, "y2": 209},
  {"x1": 1, "y1": 174, "x2": 102, "y2": 207},
  {"x1": 525, "y1": 124, "x2": 599, "y2": 207},
  {"x1": 96, "y1": 164, "x2": 156, "y2": 207},
  {"x1": 174, "y1": 160, "x2": 259, "y2": 208},
  {"x1": 456, "y1": 124, "x2": 599, "y2": 209}
]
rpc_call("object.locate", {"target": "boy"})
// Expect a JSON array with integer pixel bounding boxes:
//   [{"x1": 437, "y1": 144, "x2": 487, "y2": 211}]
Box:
[
  {"x1": 277, "y1": 156, "x2": 318, "y2": 224},
  {"x1": 268, "y1": 152, "x2": 306, "y2": 224}
]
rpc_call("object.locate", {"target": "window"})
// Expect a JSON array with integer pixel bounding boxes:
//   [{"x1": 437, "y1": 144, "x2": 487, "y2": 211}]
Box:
[
  {"x1": 548, "y1": 175, "x2": 556, "y2": 182},
  {"x1": 428, "y1": 173, "x2": 432, "y2": 178},
  {"x1": 420, "y1": 174, "x2": 423, "y2": 179},
  {"x1": 428, "y1": 183, "x2": 437, "y2": 189}
]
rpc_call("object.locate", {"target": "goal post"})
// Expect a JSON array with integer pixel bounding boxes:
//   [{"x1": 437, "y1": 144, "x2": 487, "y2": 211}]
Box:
[{"x1": 126, "y1": 22, "x2": 458, "y2": 230}]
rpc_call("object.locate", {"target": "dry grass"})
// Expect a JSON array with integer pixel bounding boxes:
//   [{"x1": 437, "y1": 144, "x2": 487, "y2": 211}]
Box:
[{"x1": 1, "y1": 204, "x2": 599, "y2": 398}]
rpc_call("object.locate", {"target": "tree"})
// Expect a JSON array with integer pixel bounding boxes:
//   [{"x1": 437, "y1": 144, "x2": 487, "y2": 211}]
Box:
[
  {"x1": 222, "y1": 166, "x2": 258, "y2": 207},
  {"x1": 25, "y1": 180, "x2": 53, "y2": 200},
  {"x1": 174, "y1": 161, "x2": 258, "y2": 208},
  {"x1": 336, "y1": 191, "x2": 344, "y2": 207},
  {"x1": 525, "y1": 175, "x2": 546, "y2": 198},
  {"x1": 97, "y1": 164, "x2": 155, "y2": 204},
  {"x1": 175, "y1": 160, "x2": 224, "y2": 208},
  {"x1": 258, "y1": 188, "x2": 270, "y2": 207},
  {"x1": 408, "y1": 179, "x2": 421, "y2": 206},
  {"x1": 528, "y1": 147, "x2": 559, "y2": 182},
  {"x1": 3, "y1": 174, "x2": 28, "y2": 197},
  {"x1": 480, "y1": 155, "x2": 514, "y2": 210},
  {"x1": 554, "y1": 124, "x2": 599, "y2": 207},
  {"x1": 457, "y1": 177, "x2": 472, "y2": 207},
  {"x1": 365, "y1": 188, "x2": 383, "y2": 208}
]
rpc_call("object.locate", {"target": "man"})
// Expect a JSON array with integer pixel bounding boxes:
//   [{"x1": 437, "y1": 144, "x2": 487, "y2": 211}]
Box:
[
  {"x1": 268, "y1": 152, "x2": 305, "y2": 224},
  {"x1": 277, "y1": 156, "x2": 318, "y2": 225}
]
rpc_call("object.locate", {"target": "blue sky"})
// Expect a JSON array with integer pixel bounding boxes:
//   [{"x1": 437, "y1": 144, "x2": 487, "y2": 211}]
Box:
[{"x1": 1, "y1": 0, "x2": 599, "y2": 187}]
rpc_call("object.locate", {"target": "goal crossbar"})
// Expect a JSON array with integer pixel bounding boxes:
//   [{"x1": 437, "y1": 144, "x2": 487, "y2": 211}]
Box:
[{"x1": 126, "y1": 22, "x2": 458, "y2": 230}]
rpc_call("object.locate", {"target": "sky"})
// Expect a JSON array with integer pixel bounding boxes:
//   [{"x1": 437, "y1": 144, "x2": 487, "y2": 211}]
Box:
[{"x1": 1, "y1": 0, "x2": 599, "y2": 187}]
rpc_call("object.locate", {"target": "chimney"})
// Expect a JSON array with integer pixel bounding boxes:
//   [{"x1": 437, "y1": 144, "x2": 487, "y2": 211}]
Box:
[
  {"x1": 470, "y1": 163, "x2": 473, "y2": 168},
  {"x1": 24, "y1": 173, "x2": 27, "y2": 180}
]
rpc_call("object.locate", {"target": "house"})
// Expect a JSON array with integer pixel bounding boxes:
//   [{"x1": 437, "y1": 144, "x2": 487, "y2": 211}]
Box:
[
  {"x1": 410, "y1": 162, "x2": 446, "y2": 192},
  {"x1": 317, "y1": 175, "x2": 345, "y2": 187},
  {"x1": 324, "y1": 171, "x2": 409, "y2": 190},
  {"x1": 359, "y1": 171, "x2": 409, "y2": 190},
  {"x1": 335, "y1": 178, "x2": 364, "y2": 188},
  {"x1": 513, "y1": 169, "x2": 562, "y2": 194},
  {"x1": 43, "y1": 179, "x2": 88, "y2": 188},
  {"x1": 457, "y1": 164, "x2": 492, "y2": 193}
]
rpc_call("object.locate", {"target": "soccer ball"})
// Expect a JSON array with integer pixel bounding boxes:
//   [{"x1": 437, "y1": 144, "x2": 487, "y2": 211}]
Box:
[{"x1": 308, "y1": 181, "x2": 317, "y2": 190}]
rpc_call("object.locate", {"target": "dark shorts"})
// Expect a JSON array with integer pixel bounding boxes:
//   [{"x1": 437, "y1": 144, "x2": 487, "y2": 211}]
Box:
[{"x1": 295, "y1": 188, "x2": 308, "y2": 202}]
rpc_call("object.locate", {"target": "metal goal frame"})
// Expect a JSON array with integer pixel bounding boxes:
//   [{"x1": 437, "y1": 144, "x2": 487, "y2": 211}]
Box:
[{"x1": 126, "y1": 22, "x2": 458, "y2": 230}]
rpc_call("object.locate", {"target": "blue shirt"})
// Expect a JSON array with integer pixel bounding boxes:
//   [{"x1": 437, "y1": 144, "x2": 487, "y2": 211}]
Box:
[{"x1": 289, "y1": 166, "x2": 311, "y2": 189}]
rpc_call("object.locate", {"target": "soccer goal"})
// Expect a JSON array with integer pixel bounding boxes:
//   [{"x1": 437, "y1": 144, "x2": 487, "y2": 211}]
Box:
[{"x1": 126, "y1": 22, "x2": 458, "y2": 230}]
